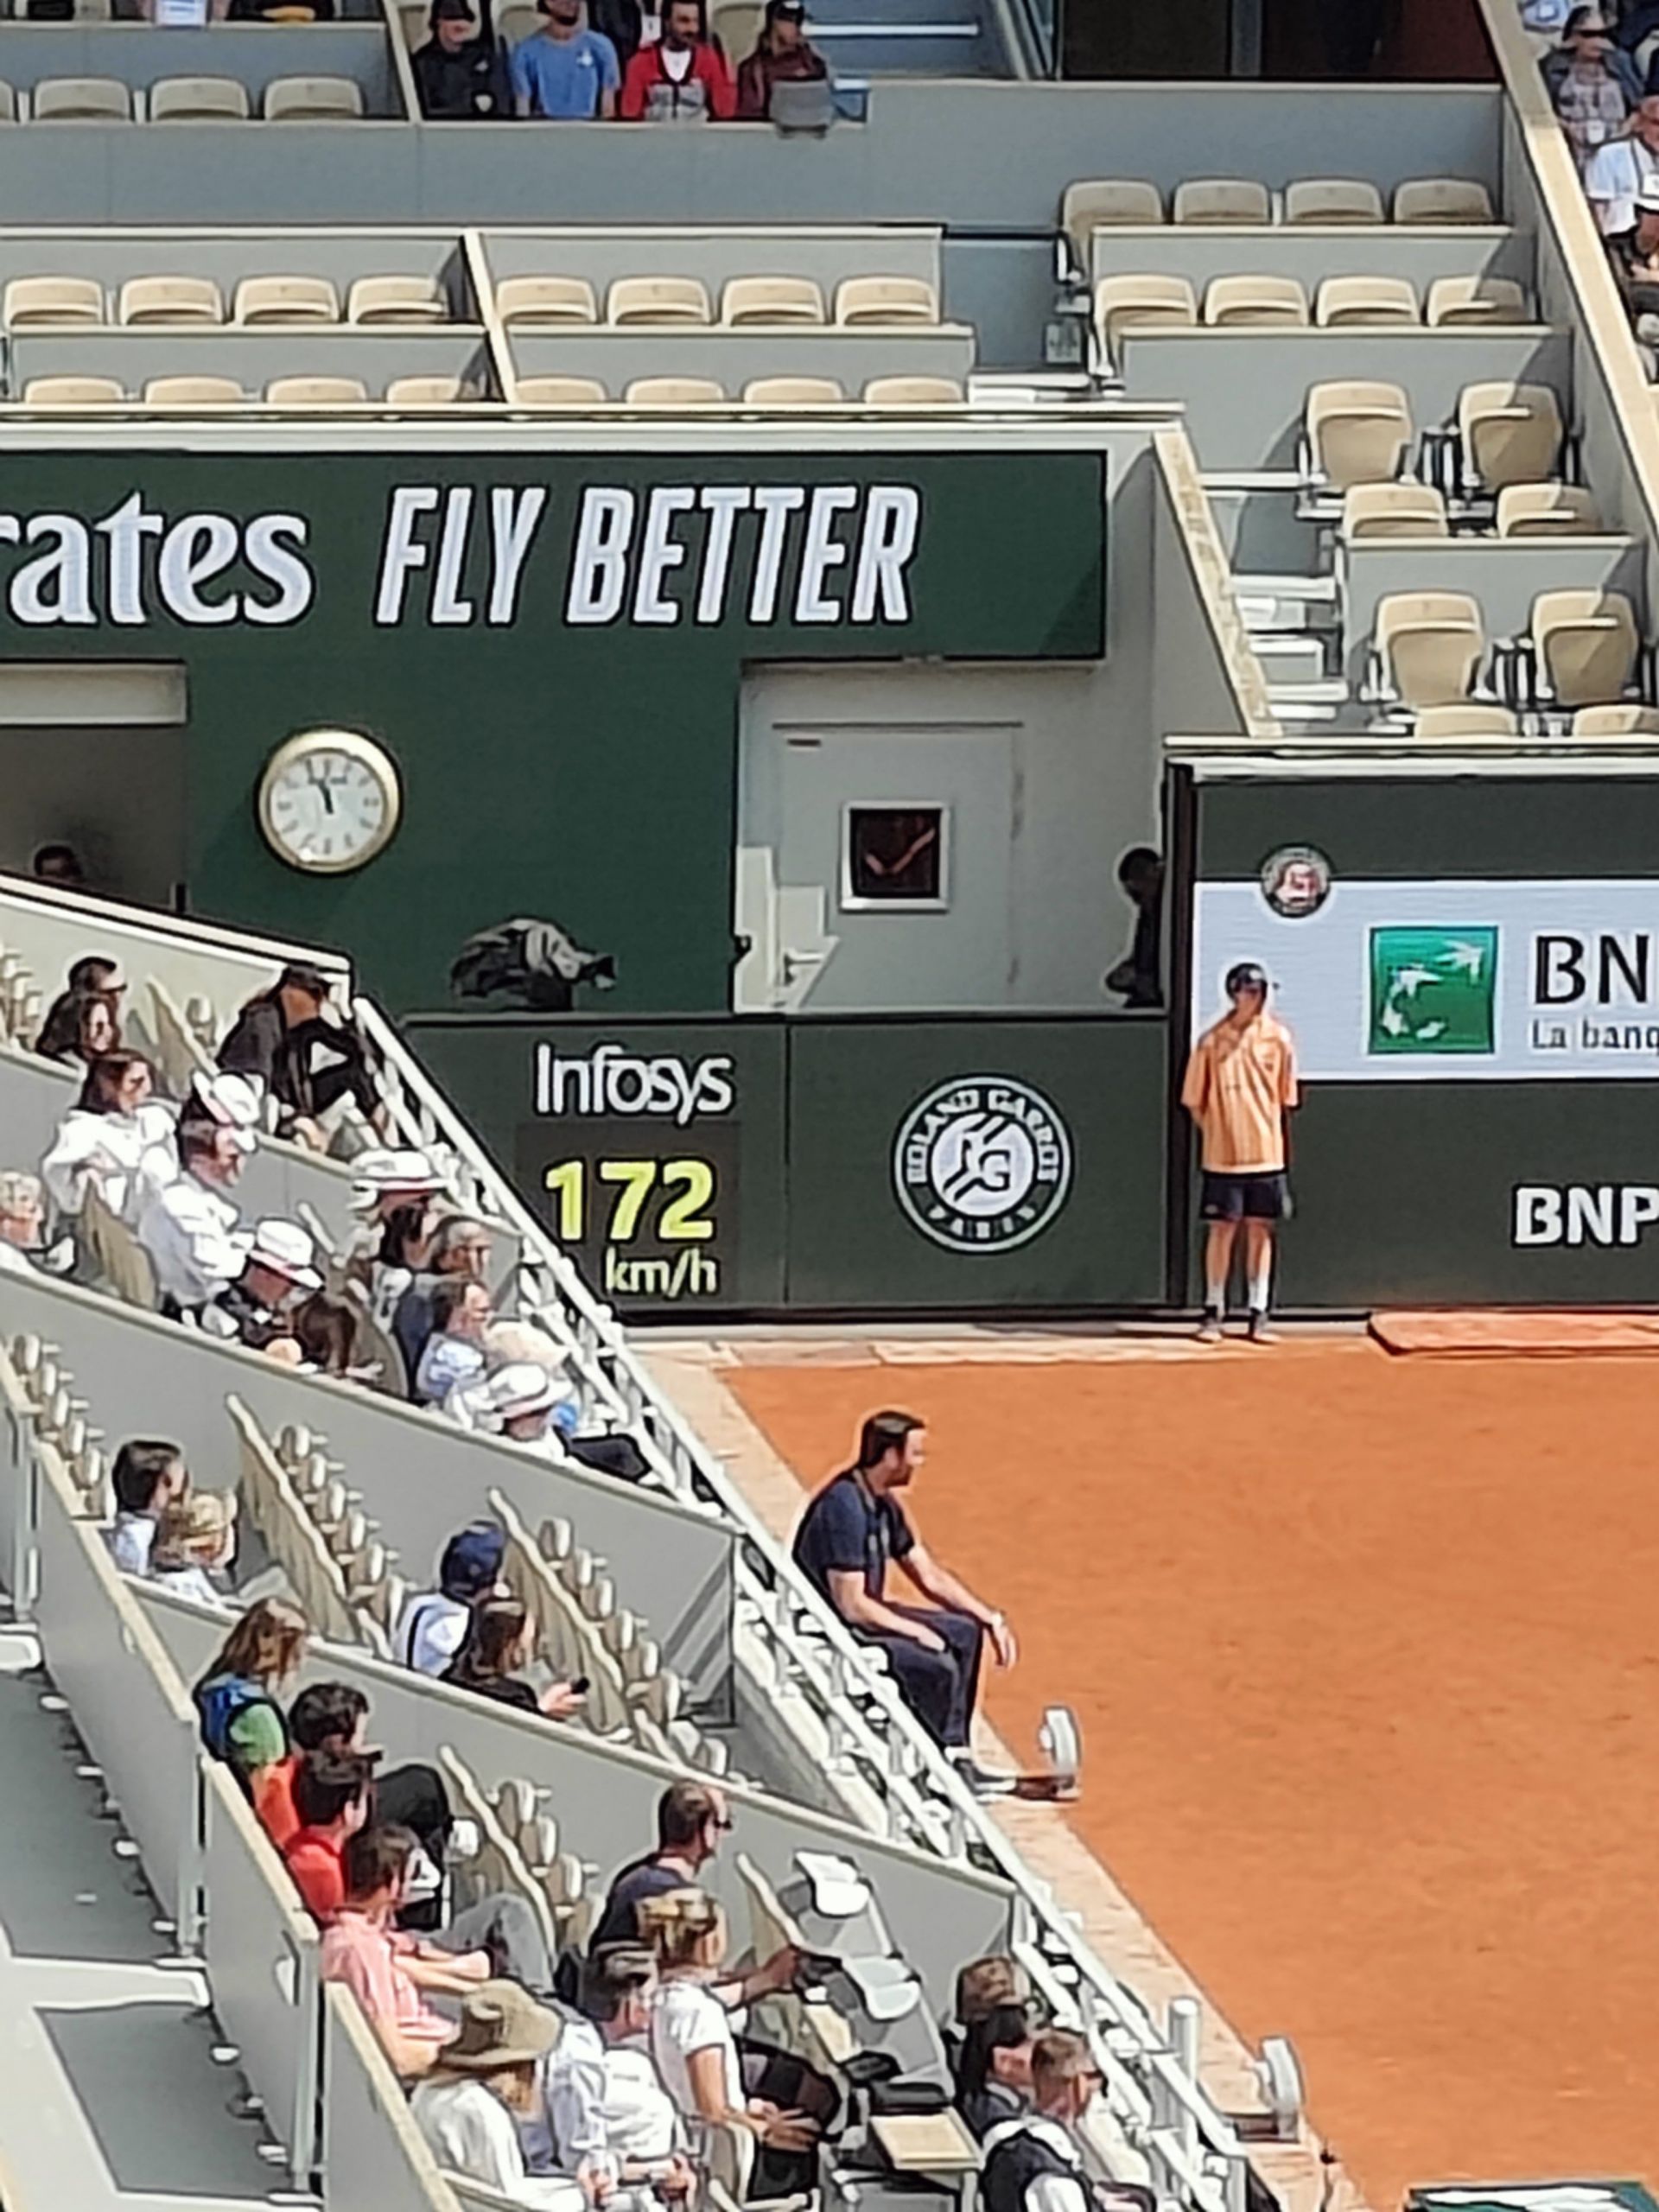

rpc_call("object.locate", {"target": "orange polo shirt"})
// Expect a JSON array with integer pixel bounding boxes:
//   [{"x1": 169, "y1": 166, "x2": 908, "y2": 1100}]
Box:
[{"x1": 1181, "y1": 1011, "x2": 1299, "y2": 1173}]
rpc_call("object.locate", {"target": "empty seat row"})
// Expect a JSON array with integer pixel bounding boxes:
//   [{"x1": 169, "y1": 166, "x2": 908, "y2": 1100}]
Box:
[
  {"x1": 3, "y1": 273, "x2": 449, "y2": 329},
  {"x1": 1096, "y1": 271, "x2": 1531, "y2": 353},
  {"x1": 1343, "y1": 479, "x2": 1603, "y2": 539},
  {"x1": 495, "y1": 272, "x2": 938, "y2": 329},
  {"x1": 514, "y1": 372, "x2": 963, "y2": 404},
  {"x1": 1371, "y1": 588, "x2": 1642, "y2": 715},
  {"x1": 15, "y1": 372, "x2": 966, "y2": 408},
  {"x1": 0, "y1": 75, "x2": 365, "y2": 123},
  {"x1": 1304, "y1": 379, "x2": 1563, "y2": 497},
  {"x1": 17, "y1": 374, "x2": 443, "y2": 405},
  {"x1": 1063, "y1": 174, "x2": 1495, "y2": 246},
  {"x1": 1408, "y1": 702, "x2": 1659, "y2": 741}
]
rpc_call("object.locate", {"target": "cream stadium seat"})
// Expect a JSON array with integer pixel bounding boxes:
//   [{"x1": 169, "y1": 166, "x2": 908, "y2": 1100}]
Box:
[
  {"x1": 143, "y1": 374, "x2": 246, "y2": 404},
  {"x1": 862, "y1": 374, "x2": 963, "y2": 403},
  {"x1": 1394, "y1": 176, "x2": 1495, "y2": 224},
  {"x1": 1571, "y1": 702, "x2": 1659, "y2": 737},
  {"x1": 516, "y1": 374, "x2": 607, "y2": 404},
  {"x1": 347, "y1": 273, "x2": 448, "y2": 324},
  {"x1": 4, "y1": 275, "x2": 104, "y2": 326},
  {"x1": 711, "y1": 0, "x2": 761, "y2": 60},
  {"x1": 33, "y1": 77, "x2": 131, "y2": 121},
  {"x1": 233, "y1": 274, "x2": 340, "y2": 324},
  {"x1": 1061, "y1": 179, "x2": 1164, "y2": 255},
  {"x1": 264, "y1": 374, "x2": 371, "y2": 404},
  {"x1": 1314, "y1": 275, "x2": 1419, "y2": 327},
  {"x1": 496, "y1": 275, "x2": 597, "y2": 325},
  {"x1": 833, "y1": 274, "x2": 938, "y2": 325},
  {"x1": 1340, "y1": 481, "x2": 1448, "y2": 539},
  {"x1": 1372, "y1": 591, "x2": 1484, "y2": 709},
  {"x1": 720, "y1": 275, "x2": 826, "y2": 326},
  {"x1": 1531, "y1": 588, "x2": 1639, "y2": 709},
  {"x1": 1304, "y1": 381, "x2": 1413, "y2": 490},
  {"x1": 1202, "y1": 273, "x2": 1309, "y2": 326},
  {"x1": 0, "y1": 83, "x2": 15, "y2": 123},
  {"x1": 22, "y1": 375, "x2": 124, "y2": 404},
  {"x1": 1459, "y1": 381, "x2": 1562, "y2": 492},
  {"x1": 1094, "y1": 273, "x2": 1198, "y2": 358},
  {"x1": 1284, "y1": 176, "x2": 1385, "y2": 225},
  {"x1": 497, "y1": 3, "x2": 537, "y2": 35},
  {"x1": 606, "y1": 275, "x2": 712, "y2": 326},
  {"x1": 1495, "y1": 481, "x2": 1601, "y2": 537},
  {"x1": 264, "y1": 76, "x2": 365, "y2": 121},
  {"x1": 1426, "y1": 275, "x2": 1530, "y2": 327},
  {"x1": 622, "y1": 376, "x2": 726, "y2": 404},
  {"x1": 1172, "y1": 177, "x2": 1270, "y2": 225},
  {"x1": 149, "y1": 76, "x2": 251, "y2": 121},
  {"x1": 118, "y1": 275, "x2": 225, "y2": 326},
  {"x1": 1412, "y1": 702, "x2": 1521, "y2": 741},
  {"x1": 741, "y1": 375, "x2": 845, "y2": 402},
  {"x1": 385, "y1": 373, "x2": 467, "y2": 404}
]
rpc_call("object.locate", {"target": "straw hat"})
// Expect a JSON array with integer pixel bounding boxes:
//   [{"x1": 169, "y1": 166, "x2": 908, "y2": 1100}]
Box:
[{"x1": 442, "y1": 1981, "x2": 563, "y2": 2071}]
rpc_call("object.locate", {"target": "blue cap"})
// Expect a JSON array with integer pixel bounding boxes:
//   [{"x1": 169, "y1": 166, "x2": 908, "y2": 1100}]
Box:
[{"x1": 440, "y1": 1521, "x2": 505, "y2": 1599}]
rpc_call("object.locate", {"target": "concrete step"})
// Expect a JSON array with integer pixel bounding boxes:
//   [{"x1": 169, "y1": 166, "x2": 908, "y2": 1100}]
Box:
[
  {"x1": 1253, "y1": 634, "x2": 1329, "y2": 685},
  {"x1": 811, "y1": 20, "x2": 989, "y2": 70}
]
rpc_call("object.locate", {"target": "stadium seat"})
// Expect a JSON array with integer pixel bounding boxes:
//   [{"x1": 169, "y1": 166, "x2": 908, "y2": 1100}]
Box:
[
  {"x1": 264, "y1": 76, "x2": 365, "y2": 122},
  {"x1": 264, "y1": 374, "x2": 372, "y2": 404},
  {"x1": 1425, "y1": 276, "x2": 1530, "y2": 327},
  {"x1": 118, "y1": 275, "x2": 225, "y2": 326},
  {"x1": 496, "y1": 275, "x2": 598, "y2": 326},
  {"x1": 21, "y1": 374, "x2": 123, "y2": 404},
  {"x1": 1304, "y1": 380, "x2": 1414, "y2": 490},
  {"x1": 862, "y1": 374, "x2": 963, "y2": 403},
  {"x1": 1340, "y1": 481, "x2": 1449, "y2": 539},
  {"x1": 4, "y1": 275, "x2": 104, "y2": 326},
  {"x1": 1172, "y1": 177, "x2": 1270, "y2": 225},
  {"x1": 1394, "y1": 176, "x2": 1495, "y2": 224},
  {"x1": 1458, "y1": 381, "x2": 1562, "y2": 492},
  {"x1": 1495, "y1": 482, "x2": 1602, "y2": 536},
  {"x1": 1061, "y1": 179, "x2": 1165, "y2": 253},
  {"x1": 1284, "y1": 177, "x2": 1385, "y2": 225},
  {"x1": 0, "y1": 83, "x2": 15, "y2": 123},
  {"x1": 143, "y1": 374, "x2": 246, "y2": 404},
  {"x1": 833, "y1": 274, "x2": 938, "y2": 325},
  {"x1": 711, "y1": 0, "x2": 762, "y2": 60},
  {"x1": 606, "y1": 276, "x2": 713, "y2": 326},
  {"x1": 1094, "y1": 274, "x2": 1198, "y2": 357},
  {"x1": 1530, "y1": 588, "x2": 1639, "y2": 708},
  {"x1": 720, "y1": 275, "x2": 826, "y2": 326},
  {"x1": 149, "y1": 77, "x2": 251, "y2": 122},
  {"x1": 1372, "y1": 591, "x2": 1484, "y2": 709},
  {"x1": 741, "y1": 375, "x2": 845, "y2": 402},
  {"x1": 385, "y1": 374, "x2": 468, "y2": 404},
  {"x1": 496, "y1": 2, "x2": 537, "y2": 35},
  {"x1": 233, "y1": 274, "x2": 340, "y2": 324},
  {"x1": 515, "y1": 375, "x2": 608, "y2": 404},
  {"x1": 1202, "y1": 273, "x2": 1309, "y2": 326},
  {"x1": 347, "y1": 274, "x2": 448, "y2": 324},
  {"x1": 622, "y1": 376, "x2": 726, "y2": 404},
  {"x1": 1314, "y1": 276, "x2": 1420, "y2": 327},
  {"x1": 1412, "y1": 702, "x2": 1521, "y2": 741},
  {"x1": 33, "y1": 77, "x2": 131, "y2": 122},
  {"x1": 1571, "y1": 702, "x2": 1659, "y2": 736}
]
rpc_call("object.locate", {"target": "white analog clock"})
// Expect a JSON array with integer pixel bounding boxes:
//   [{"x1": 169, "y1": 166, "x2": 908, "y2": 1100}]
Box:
[{"x1": 257, "y1": 729, "x2": 402, "y2": 875}]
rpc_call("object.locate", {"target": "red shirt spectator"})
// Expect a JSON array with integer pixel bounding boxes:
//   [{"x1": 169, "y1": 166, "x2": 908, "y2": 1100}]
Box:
[
  {"x1": 277, "y1": 1749, "x2": 373, "y2": 1921},
  {"x1": 285, "y1": 1826, "x2": 347, "y2": 1920},
  {"x1": 619, "y1": 0, "x2": 734, "y2": 118}
]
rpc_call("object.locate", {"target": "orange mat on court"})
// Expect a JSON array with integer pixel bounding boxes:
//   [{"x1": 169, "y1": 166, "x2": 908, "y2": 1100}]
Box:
[
  {"x1": 729, "y1": 1341, "x2": 1659, "y2": 2208},
  {"x1": 1374, "y1": 1308, "x2": 1659, "y2": 1357}
]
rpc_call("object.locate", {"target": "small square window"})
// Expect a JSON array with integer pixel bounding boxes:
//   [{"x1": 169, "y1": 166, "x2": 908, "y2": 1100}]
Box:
[{"x1": 842, "y1": 804, "x2": 948, "y2": 910}]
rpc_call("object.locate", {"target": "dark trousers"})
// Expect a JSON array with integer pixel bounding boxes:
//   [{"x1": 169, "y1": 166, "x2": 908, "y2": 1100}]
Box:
[
  {"x1": 378, "y1": 1760, "x2": 451, "y2": 1932},
  {"x1": 740, "y1": 2038, "x2": 840, "y2": 2196},
  {"x1": 1619, "y1": 2, "x2": 1659, "y2": 46},
  {"x1": 860, "y1": 1605, "x2": 984, "y2": 1749}
]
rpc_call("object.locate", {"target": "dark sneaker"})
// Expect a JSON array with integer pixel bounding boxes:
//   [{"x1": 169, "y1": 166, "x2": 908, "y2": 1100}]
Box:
[
  {"x1": 1197, "y1": 1309, "x2": 1224, "y2": 1343},
  {"x1": 950, "y1": 1751, "x2": 1017, "y2": 1799},
  {"x1": 1246, "y1": 1311, "x2": 1276, "y2": 1344}
]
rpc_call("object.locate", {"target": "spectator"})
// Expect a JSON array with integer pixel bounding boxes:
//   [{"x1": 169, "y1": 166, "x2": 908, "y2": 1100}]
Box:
[
  {"x1": 137, "y1": 1109, "x2": 254, "y2": 1319},
  {"x1": 981, "y1": 2028, "x2": 1152, "y2": 2212},
  {"x1": 619, "y1": 0, "x2": 734, "y2": 119},
  {"x1": 791, "y1": 1410, "x2": 1017, "y2": 1794},
  {"x1": 321, "y1": 1826, "x2": 474, "y2": 2079},
  {"x1": 955, "y1": 1955, "x2": 1031, "y2": 2026},
  {"x1": 342, "y1": 1147, "x2": 446, "y2": 1308},
  {"x1": 106, "y1": 1437, "x2": 189, "y2": 1574},
  {"x1": 546, "y1": 1948, "x2": 691, "y2": 2194},
  {"x1": 735, "y1": 0, "x2": 828, "y2": 118},
  {"x1": 1544, "y1": 9, "x2": 1640, "y2": 164},
  {"x1": 283, "y1": 1749, "x2": 377, "y2": 1920},
  {"x1": 395, "y1": 1522, "x2": 507, "y2": 1676},
  {"x1": 149, "y1": 1489, "x2": 239, "y2": 1609},
  {"x1": 640, "y1": 1888, "x2": 819, "y2": 2192},
  {"x1": 416, "y1": 1278, "x2": 493, "y2": 1405},
  {"x1": 203, "y1": 1217, "x2": 321, "y2": 1358},
  {"x1": 442, "y1": 1595, "x2": 585, "y2": 1720},
  {"x1": 590, "y1": 0, "x2": 642, "y2": 65},
  {"x1": 415, "y1": 0, "x2": 512, "y2": 117},
  {"x1": 591, "y1": 1779, "x2": 732, "y2": 1949},
  {"x1": 1585, "y1": 95, "x2": 1659, "y2": 234},
  {"x1": 411, "y1": 1983, "x2": 579, "y2": 2208},
  {"x1": 254, "y1": 1679, "x2": 451, "y2": 1886},
  {"x1": 395, "y1": 1214, "x2": 493, "y2": 1384},
  {"x1": 511, "y1": 0, "x2": 620, "y2": 118},
  {"x1": 194, "y1": 1596, "x2": 310, "y2": 1797},
  {"x1": 1609, "y1": 178, "x2": 1659, "y2": 317},
  {"x1": 1103, "y1": 847, "x2": 1164, "y2": 1010},
  {"x1": 294, "y1": 1291, "x2": 366, "y2": 1379},
  {"x1": 455, "y1": 1360, "x2": 579, "y2": 1452},
  {"x1": 35, "y1": 955, "x2": 124, "y2": 1060},
  {"x1": 955, "y1": 2001, "x2": 1036, "y2": 2139},
  {"x1": 32, "y1": 841, "x2": 86, "y2": 890},
  {"x1": 0, "y1": 1171, "x2": 46, "y2": 1275},
  {"x1": 217, "y1": 962, "x2": 382, "y2": 1151},
  {"x1": 41, "y1": 1052, "x2": 177, "y2": 1224},
  {"x1": 34, "y1": 985, "x2": 120, "y2": 1068}
]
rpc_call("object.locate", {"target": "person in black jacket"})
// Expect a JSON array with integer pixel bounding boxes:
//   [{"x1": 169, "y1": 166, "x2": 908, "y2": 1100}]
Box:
[
  {"x1": 217, "y1": 963, "x2": 383, "y2": 1149},
  {"x1": 413, "y1": 0, "x2": 511, "y2": 117},
  {"x1": 982, "y1": 2031, "x2": 1152, "y2": 2212}
]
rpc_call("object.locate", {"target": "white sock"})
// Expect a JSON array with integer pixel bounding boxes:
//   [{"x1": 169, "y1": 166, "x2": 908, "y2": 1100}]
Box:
[{"x1": 1248, "y1": 1248, "x2": 1273, "y2": 1313}]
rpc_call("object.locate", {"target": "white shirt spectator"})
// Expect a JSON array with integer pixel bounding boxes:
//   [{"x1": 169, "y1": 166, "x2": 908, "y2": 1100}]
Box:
[
  {"x1": 650, "y1": 1978, "x2": 743, "y2": 2121},
  {"x1": 410, "y1": 2075, "x2": 583, "y2": 2210},
  {"x1": 598, "y1": 2044, "x2": 683, "y2": 2164},
  {"x1": 543, "y1": 2014, "x2": 682, "y2": 2176},
  {"x1": 394, "y1": 1586, "x2": 471, "y2": 1675},
  {"x1": 41, "y1": 1099, "x2": 178, "y2": 1223},
  {"x1": 1585, "y1": 130, "x2": 1659, "y2": 232},
  {"x1": 149, "y1": 1560, "x2": 230, "y2": 1609},
  {"x1": 107, "y1": 1512, "x2": 157, "y2": 1574},
  {"x1": 416, "y1": 1329, "x2": 486, "y2": 1406},
  {"x1": 137, "y1": 1172, "x2": 248, "y2": 1312},
  {"x1": 0, "y1": 1239, "x2": 37, "y2": 1276}
]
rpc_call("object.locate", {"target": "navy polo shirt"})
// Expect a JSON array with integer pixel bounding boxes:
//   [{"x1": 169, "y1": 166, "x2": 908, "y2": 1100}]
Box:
[{"x1": 792, "y1": 1469, "x2": 914, "y2": 1604}]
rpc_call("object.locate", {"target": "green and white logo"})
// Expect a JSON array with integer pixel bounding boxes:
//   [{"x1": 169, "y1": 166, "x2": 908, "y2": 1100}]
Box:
[{"x1": 1368, "y1": 926, "x2": 1498, "y2": 1055}]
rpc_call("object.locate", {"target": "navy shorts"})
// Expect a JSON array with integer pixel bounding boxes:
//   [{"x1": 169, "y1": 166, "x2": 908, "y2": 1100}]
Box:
[{"x1": 1199, "y1": 1170, "x2": 1289, "y2": 1222}]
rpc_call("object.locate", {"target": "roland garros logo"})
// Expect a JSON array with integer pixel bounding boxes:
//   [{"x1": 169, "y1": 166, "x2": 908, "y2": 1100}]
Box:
[{"x1": 892, "y1": 1075, "x2": 1073, "y2": 1253}]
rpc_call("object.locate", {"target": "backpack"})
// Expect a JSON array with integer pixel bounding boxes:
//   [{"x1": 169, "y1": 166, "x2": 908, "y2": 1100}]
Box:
[{"x1": 194, "y1": 1670, "x2": 283, "y2": 1795}]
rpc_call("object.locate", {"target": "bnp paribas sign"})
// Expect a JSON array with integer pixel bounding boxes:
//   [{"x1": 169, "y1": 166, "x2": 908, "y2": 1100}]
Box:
[{"x1": 1194, "y1": 878, "x2": 1659, "y2": 1080}]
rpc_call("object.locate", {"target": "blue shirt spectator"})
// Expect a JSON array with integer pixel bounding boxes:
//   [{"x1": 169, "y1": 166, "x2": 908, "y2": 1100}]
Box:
[
  {"x1": 510, "y1": 0, "x2": 620, "y2": 118},
  {"x1": 792, "y1": 1465, "x2": 914, "y2": 1603}
]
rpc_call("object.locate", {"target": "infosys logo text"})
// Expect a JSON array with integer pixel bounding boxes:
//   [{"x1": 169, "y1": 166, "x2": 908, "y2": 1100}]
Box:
[
  {"x1": 534, "y1": 1041, "x2": 735, "y2": 1127},
  {"x1": 1513, "y1": 1184, "x2": 1659, "y2": 1246}
]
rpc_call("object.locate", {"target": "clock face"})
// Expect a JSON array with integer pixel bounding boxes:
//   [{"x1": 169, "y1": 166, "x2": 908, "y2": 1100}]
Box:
[{"x1": 259, "y1": 733, "x2": 400, "y2": 874}]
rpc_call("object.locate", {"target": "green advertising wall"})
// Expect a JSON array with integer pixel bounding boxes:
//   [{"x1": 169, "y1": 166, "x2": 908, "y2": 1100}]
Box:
[
  {"x1": 409, "y1": 1013, "x2": 1166, "y2": 1316},
  {"x1": 1190, "y1": 775, "x2": 1659, "y2": 1307},
  {"x1": 0, "y1": 451, "x2": 1104, "y2": 1017}
]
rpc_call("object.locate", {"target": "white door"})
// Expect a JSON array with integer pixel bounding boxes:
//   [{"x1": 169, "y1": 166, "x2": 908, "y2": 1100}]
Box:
[{"x1": 735, "y1": 722, "x2": 1019, "y2": 1013}]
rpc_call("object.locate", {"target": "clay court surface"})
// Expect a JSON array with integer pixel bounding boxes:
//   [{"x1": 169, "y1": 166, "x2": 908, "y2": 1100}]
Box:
[{"x1": 728, "y1": 1339, "x2": 1659, "y2": 2209}]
